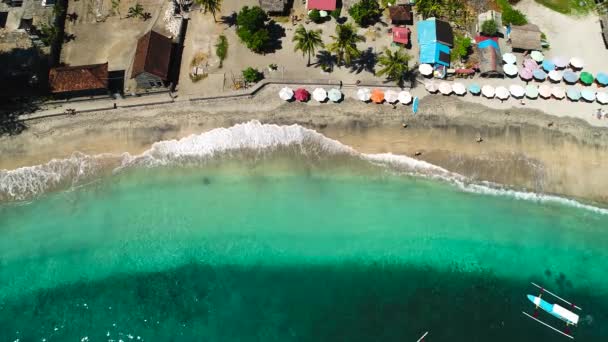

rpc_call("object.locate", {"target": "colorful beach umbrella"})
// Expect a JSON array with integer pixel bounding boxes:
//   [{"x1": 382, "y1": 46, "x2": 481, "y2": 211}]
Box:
[
  {"x1": 509, "y1": 85, "x2": 525, "y2": 98},
  {"x1": 371, "y1": 89, "x2": 385, "y2": 103},
  {"x1": 294, "y1": 88, "x2": 310, "y2": 102},
  {"x1": 496, "y1": 86, "x2": 510, "y2": 100},
  {"x1": 519, "y1": 68, "x2": 533, "y2": 81},
  {"x1": 570, "y1": 57, "x2": 584, "y2": 70},
  {"x1": 504, "y1": 64, "x2": 518, "y2": 77},
  {"x1": 581, "y1": 89, "x2": 596, "y2": 102},
  {"x1": 468, "y1": 83, "x2": 481, "y2": 95},
  {"x1": 438, "y1": 82, "x2": 452, "y2": 95},
  {"x1": 525, "y1": 84, "x2": 539, "y2": 99},
  {"x1": 548, "y1": 70, "x2": 562, "y2": 83},
  {"x1": 425, "y1": 81, "x2": 438, "y2": 93},
  {"x1": 552, "y1": 86, "x2": 565, "y2": 100},
  {"x1": 279, "y1": 87, "x2": 294, "y2": 101},
  {"x1": 566, "y1": 87, "x2": 581, "y2": 101},
  {"x1": 327, "y1": 88, "x2": 342, "y2": 102},
  {"x1": 452, "y1": 82, "x2": 466, "y2": 96},
  {"x1": 398, "y1": 91, "x2": 412, "y2": 104},
  {"x1": 552, "y1": 56, "x2": 568, "y2": 69},
  {"x1": 580, "y1": 72, "x2": 594, "y2": 85},
  {"x1": 524, "y1": 59, "x2": 539, "y2": 71},
  {"x1": 356, "y1": 88, "x2": 371, "y2": 102},
  {"x1": 597, "y1": 92, "x2": 608, "y2": 104},
  {"x1": 384, "y1": 90, "x2": 399, "y2": 103},
  {"x1": 412, "y1": 97, "x2": 419, "y2": 114},
  {"x1": 563, "y1": 70, "x2": 578, "y2": 84},
  {"x1": 533, "y1": 69, "x2": 547, "y2": 81},
  {"x1": 538, "y1": 84, "x2": 552, "y2": 98},
  {"x1": 419, "y1": 64, "x2": 433, "y2": 76},
  {"x1": 596, "y1": 72, "x2": 608, "y2": 86},
  {"x1": 312, "y1": 88, "x2": 327, "y2": 102},
  {"x1": 502, "y1": 53, "x2": 517, "y2": 64},
  {"x1": 531, "y1": 51, "x2": 544, "y2": 62},
  {"x1": 482, "y1": 85, "x2": 495, "y2": 98},
  {"x1": 542, "y1": 60, "x2": 555, "y2": 72}
]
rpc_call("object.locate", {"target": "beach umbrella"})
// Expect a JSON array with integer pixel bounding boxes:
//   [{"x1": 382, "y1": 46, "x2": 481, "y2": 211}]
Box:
[
  {"x1": 398, "y1": 91, "x2": 412, "y2": 104},
  {"x1": 570, "y1": 57, "x2": 584, "y2": 69},
  {"x1": 597, "y1": 92, "x2": 608, "y2": 104},
  {"x1": 356, "y1": 88, "x2": 371, "y2": 102},
  {"x1": 524, "y1": 59, "x2": 539, "y2": 71},
  {"x1": 371, "y1": 89, "x2": 384, "y2": 103},
  {"x1": 552, "y1": 86, "x2": 565, "y2": 100},
  {"x1": 412, "y1": 97, "x2": 419, "y2": 114},
  {"x1": 548, "y1": 70, "x2": 563, "y2": 83},
  {"x1": 563, "y1": 70, "x2": 578, "y2": 84},
  {"x1": 438, "y1": 82, "x2": 452, "y2": 95},
  {"x1": 580, "y1": 72, "x2": 594, "y2": 85},
  {"x1": 312, "y1": 88, "x2": 327, "y2": 102},
  {"x1": 533, "y1": 69, "x2": 547, "y2": 81},
  {"x1": 425, "y1": 81, "x2": 438, "y2": 93},
  {"x1": 385, "y1": 90, "x2": 399, "y2": 103},
  {"x1": 468, "y1": 83, "x2": 481, "y2": 95},
  {"x1": 525, "y1": 84, "x2": 539, "y2": 99},
  {"x1": 566, "y1": 87, "x2": 581, "y2": 101},
  {"x1": 531, "y1": 51, "x2": 544, "y2": 62},
  {"x1": 279, "y1": 87, "x2": 294, "y2": 101},
  {"x1": 596, "y1": 72, "x2": 608, "y2": 86},
  {"x1": 482, "y1": 85, "x2": 495, "y2": 98},
  {"x1": 519, "y1": 68, "x2": 533, "y2": 81},
  {"x1": 503, "y1": 64, "x2": 518, "y2": 77},
  {"x1": 538, "y1": 84, "x2": 552, "y2": 98},
  {"x1": 327, "y1": 88, "x2": 342, "y2": 102},
  {"x1": 294, "y1": 88, "x2": 310, "y2": 102},
  {"x1": 552, "y1": 56, "x2": 568, "y2": 69},
  {"x1": 509, "y1": 85, "x2": 525, "y2": 98},
  {"x1": 452, "y1": 82, "x2": 466, "y2": 96},
  {"x1": 319, "y1": 10, "x2": 328, "y2": 17},
  {"x1": 496, "y1": 86, "x2": 510, "y2": 100},
  {"x1": 542, "y1": 60, "x2": 555, "y2": 72},
  {"x1": 581, "y1": 89, "x2": 596, "y2": 102},
  {"x1": 419, "y1": 64, "x2": 433, "y2": 76},
  {"x1": 502, "y1": 53, "x2": 517, "y2": 64}
]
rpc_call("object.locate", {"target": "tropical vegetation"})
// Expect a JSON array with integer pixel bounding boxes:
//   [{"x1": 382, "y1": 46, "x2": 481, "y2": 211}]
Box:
[
  {"x1": 242, "y1": 67, "x2": 263, "y2": 83},
  {"x1": 376, "y1": 48, "x2": 412, "y2": 87},
  {"x1": 496, "y1": 0, "x2": 528, "y2": 25},
  {"x1": 215, "y1": 35, "x2": 228, "y2": 68},
  {"x1": 481, "y1": 19, "x2": 498, "y2": 36},
  {"x1": 236, "y1": 6, "x2": 270, "y2": 53},
  {"x1": 327, "y1": 23, "x2": 365, "y2": 66},
  {"x1": 195, "y1": 0, "x2": 222, "y2": 22},
  {"x1": 451, "y1": 33, "x2": 471, "y2": 62},
  {"x1": 292, "y1": 25, "x2": 324, "y2": 66},
  {"x1": 348, "y1": 0, "x2": 382, "y2": 27},
  {"x1": 308, "y1": 9, "x2": 323, "y2": 23},
  {"x1": 415, "y1": 0, "x2": 443, "y2": 18}
]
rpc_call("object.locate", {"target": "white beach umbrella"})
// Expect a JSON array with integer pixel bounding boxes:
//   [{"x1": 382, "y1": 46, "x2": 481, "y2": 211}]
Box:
[
  {"x1": 438, "y1": 82, "x2": 452, "y2": 95},
  {"x1": 525, "y1": 84, "x2": 539, "y2": 99},
  {"x1": 552, "y1": 56, "x2": 568, "y2": 69},
  {"x1": 495, "y1": 86, "x2": 510, "y2": 100},
  {"x1": 503, "y1": 64, "x2": 518, "y2": 77},
  {"x1": 452, "y1": 82, "x2": 466, "y2": 96},
  {"x1": 569, "y1": 57, "x2": 584, "y2": 69},
  {"x1": 597, "y1": 92, "x2": 608, "y2": 104},
  {"x1": 327, "y1": 88, "x2": 342, "y2": 102},
  {"x1": 509, "y1": 85, "x2": 525, "y2": 98},
  {"x1": 481, "y1": 85, "x2": 495, "y2": 98},
  {"x1": 502, "y1": 53, "x2": 517, "y2": 64},
  {"x1": 398, "y1": 91, "x2": 412, "y2": 104},
  {"x1": 419, "y1": 63, "x2": 433, "y2": 76},
  {"x1": 384, "y1": 90, "x2": 399, "y2": 103},
  {"x1": 548, "y1": 70, "x2": 563, "y2": 82},
  {"x1": 538, "y1": 84, "x2": 552, "y2": 98},
  {"x1": 278, "y1": 87, "x2": 294, "y2": 101},
  {"x1": 425, "y1": 80, "x2": 438, "y2": 93},
  {"x1": 581, "y1": 89, "x2": 596, "y2": 102},
  {"x1": 312, "y1": 88, "x2": 327, "y2": 102},
  {"x1": 530, "y1": 51, "x2": 544, "y2": 62},
  {"x1": 356, "y1": 88, "x2": 371, "y2": 101},
  {"x1": 319, "y1": 10, "x2": 328, "y2": 17},
  {"x1": 552, "y1": 86, "x2": 566, "y2": 99}
]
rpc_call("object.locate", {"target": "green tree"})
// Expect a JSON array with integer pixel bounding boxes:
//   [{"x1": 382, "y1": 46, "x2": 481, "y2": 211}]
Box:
[
  {"x1": 236, "y1": 6, "x2": 270, "y2": 53},
  {"x1": 348, "y1": 0, "x2": 381, "y2": 27},
  {"x1": 415, "y1": 0, "x2": 442, "y2": 18},
  {"x1": 215, "y1": 35, "x2": 228, "y2": 68},
  {"x1": 292, "y1": 25, "x2": 324, "y2": 66},
  {"x1": 127, "y1": 3, "x2": 144, "y2": 18},
  {"x1": 242, "y1": 67, "x2": 263, "y2": 83},
  {"x1": 451, "y1": 33, "x2": 471, "y2": 62},
  {"x1": 308, "y1": 9, "x2": 322, "y2": 23},
  {"x1": 481, "y1": 19, "x2": 498, "y2": 36},
  {"x1": 196, "y1": 0, "x2": 222, "y2": 22},
  {"x1": 327, "y1": 23, "x2": 365, "y2": 66},
  {"x1": 496, "y1": 0, "x2": 527, "y2": 25},
  {"x1": 376, "y1": 48, "x2": 411, "y2": 87}
]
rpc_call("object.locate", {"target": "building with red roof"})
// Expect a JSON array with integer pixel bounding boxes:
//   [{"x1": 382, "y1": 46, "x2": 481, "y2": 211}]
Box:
[
  {"x1": 306, "y1": 0, "x2": 337, "y2": 11},
  {"x1": 392, "y1": 27, "x2": 410, "y2": 45}
]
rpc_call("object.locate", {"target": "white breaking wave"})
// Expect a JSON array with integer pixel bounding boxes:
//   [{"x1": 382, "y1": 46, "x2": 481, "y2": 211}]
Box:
[{"x1": 0, "y1": 120, "x2": 606, "y2": 215}]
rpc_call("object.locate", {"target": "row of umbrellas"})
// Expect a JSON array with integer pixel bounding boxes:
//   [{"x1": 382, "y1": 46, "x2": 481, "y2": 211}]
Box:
[
  {"x1": 425, "y1": 81, "x2": 608, "y2": 103},
  {"x1": 279, "y1": 87, "x2": 415, "y2": 105},
  {"x1": 356, "y1": 88, "x2": 414, "y2": 104},
  {"x1": 502, "y1": 52, "x2": 585, "y2": 70},
  {"x1": 511, "y1": 64, "x2": 606, "y2": 86}
]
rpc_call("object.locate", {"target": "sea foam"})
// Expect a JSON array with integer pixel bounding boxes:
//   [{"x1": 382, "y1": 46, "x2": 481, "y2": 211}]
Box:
[{"x1": 1, "y1": 121, "x2": 606, "y2": 214}]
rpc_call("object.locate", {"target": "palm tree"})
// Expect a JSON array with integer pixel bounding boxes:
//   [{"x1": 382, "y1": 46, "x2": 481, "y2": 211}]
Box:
[
  {"x1": 376, "y1": 48, "x2": 411, "y2": 87},
  {"x1": 127, "y1": 3, "x2": 144, "y2": 19},
  {"x1": 196, "y1": 0, "x2": 222, "y2": 22},
  {"x1": 292, "y1": 25, "x2": 324, "y2": 67},
  {"x1": 415, "y1": 0, "x2": 442, "y2": 19},
  {"x1": 327, "y1": 23, "x2": 365, "y2": 67}
]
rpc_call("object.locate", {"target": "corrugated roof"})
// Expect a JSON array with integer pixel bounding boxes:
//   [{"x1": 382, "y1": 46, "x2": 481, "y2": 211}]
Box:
[
  {"x1": 306, "y1": 0, "x2": 336, "y2": 11},
  {"x1": 259, "y1": 0, "x2": 286, "y2": 12},
  {"x1": 48, "y1": 63, "x2": 108, "y2": 93},
  {"x1": 510, "y1": 24, "x2": 542, "y2": 51},
  {"x1": 131, "y1": 30, "x2": 173, "y2": 80},
  {"x1": 388, "y1": 5, "x2": 412, "y2": 22}
]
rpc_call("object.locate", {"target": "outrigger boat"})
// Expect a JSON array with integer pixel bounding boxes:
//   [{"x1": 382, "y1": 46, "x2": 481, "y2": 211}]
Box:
[{"x1": 523, "y1": 282, "x2": 582, "y2": 339}]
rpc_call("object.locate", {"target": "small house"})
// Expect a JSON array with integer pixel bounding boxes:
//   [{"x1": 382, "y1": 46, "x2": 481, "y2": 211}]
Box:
[
  {"x1": 259, "y1": 0, "x2": 288, "y2": 14},
  {"x1": 477, "y1": 10, "x2": 502, "y2": 34},
  {"x1": 476, "y1": 37, "x2": 503, "y2": 78},
  {"x1": 131, "y1": 30, "x2": 173, "y2": 88},
  {"x1": 392, "y1": 26, "x2": 411, "y2": 46},
  {"x1": 48, "y1": 63, "x2": 109, "y2": 96},
  {"x1": 306, "y1": 0, "x2": 337, "y2": 11},
  {"x1": 510, "y1": 24, "x2": 542, "y2": 51},
  {"x1": 417, "y1": 18, "x2": 453, "y2": 66},
  {"x1": 388, "y1": 5, "x2": 413, "y2": 25}
]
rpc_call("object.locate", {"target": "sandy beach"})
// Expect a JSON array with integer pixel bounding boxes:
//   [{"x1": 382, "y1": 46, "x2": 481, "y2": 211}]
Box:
[{"x1": 1, "y1": 84, "x2": 608, "y2": 205}]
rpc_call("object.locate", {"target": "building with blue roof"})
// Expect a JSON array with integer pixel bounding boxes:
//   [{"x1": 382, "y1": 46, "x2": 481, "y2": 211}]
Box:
[{"x1": 417, "y1": 18, "x2": 454, "y2": 67}]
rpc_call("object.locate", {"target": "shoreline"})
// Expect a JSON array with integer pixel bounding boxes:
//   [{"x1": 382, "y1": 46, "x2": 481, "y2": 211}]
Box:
[{"x1": 1, "y1": 85, "x2": 608, "y2": 205}]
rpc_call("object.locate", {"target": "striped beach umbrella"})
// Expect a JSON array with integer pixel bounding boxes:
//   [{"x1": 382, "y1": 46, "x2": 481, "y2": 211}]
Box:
[
  {"x1": 596, "y1": 72, "x2": 608, "y2": 86},
  {"x1": 533, "y1": 69, "x2": 547, "y2": 81},
  {"x1": 581, "y1": 89, "x2": 596, "y2": 102},
  {"x1": 580, "y1": 72, "x2": 594, "y2": 85},
  {"x1": 542, "y1": 60, "x2": 555, "y2": 72},
  {"x1": 525, "y1": 84, "x2": 539, "y2": 99},
  {"x1": 566, "y1": 87, "x2": 581, "y2": 101},
  {"x1": 468, "y1": 83, "x2": 481, "y2": 95},
  {"x1": 563, "y1": 70, "x2": 578, "y2": 84},
  {"x1": 597, "y1": 92, "x2": 608, "y2": 104}
]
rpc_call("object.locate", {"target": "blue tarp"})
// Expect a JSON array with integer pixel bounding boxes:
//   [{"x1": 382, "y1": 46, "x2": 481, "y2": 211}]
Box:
[
  {"x1": 478, "y1": 39, "x2": 499, "y2": 50},
  {"x1": 417, "y1": 18, "x2": 451, "y2": 66}
]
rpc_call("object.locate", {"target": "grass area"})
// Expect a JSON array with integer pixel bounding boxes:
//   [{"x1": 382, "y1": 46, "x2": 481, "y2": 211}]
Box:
[{"x1": 534, "y1": 0, "x2": 596, "y2": 15}]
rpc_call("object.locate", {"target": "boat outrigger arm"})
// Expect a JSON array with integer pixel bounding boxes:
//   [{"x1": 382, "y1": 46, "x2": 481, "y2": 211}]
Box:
[{"x1": 523, "y1": 282, "x2": 582, "y2": 339}]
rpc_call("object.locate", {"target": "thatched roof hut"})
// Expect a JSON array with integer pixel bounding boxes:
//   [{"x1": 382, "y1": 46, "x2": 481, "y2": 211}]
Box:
[{"x1": 510, "y1": 24, "x2": 542, "y2": 51}]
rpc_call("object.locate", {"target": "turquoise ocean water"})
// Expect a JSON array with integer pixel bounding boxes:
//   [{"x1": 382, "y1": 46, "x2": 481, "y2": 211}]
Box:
[{"x1": 1, "y1": 122, "x2": 607, "y2": 341}]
